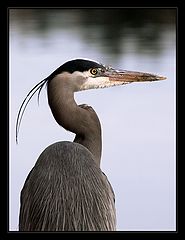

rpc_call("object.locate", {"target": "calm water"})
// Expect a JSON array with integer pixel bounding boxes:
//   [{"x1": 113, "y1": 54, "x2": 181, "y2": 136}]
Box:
[{"x1": 9, "y1": 9, "x2": 176, "y2": 231}]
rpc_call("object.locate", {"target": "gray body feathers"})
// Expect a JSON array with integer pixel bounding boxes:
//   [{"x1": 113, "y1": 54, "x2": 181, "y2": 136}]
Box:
[{"x1": 19, "y1": 141, "x2": 116, "y2": 231}]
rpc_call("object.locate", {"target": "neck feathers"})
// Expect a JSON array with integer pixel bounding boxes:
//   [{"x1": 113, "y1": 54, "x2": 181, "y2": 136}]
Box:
[{"x1": 47, "y1": 75, "x2": 102, "y2": 166}]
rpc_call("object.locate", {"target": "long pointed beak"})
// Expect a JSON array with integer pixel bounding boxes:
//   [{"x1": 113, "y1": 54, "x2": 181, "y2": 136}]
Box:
[{"x1": 104, "y1": 69, "x2": 166, "y2": 83}]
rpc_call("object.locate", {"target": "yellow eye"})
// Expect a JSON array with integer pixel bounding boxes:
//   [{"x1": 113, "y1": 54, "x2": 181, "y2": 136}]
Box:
[{"x1": 90, "y1": 68, "x2": 98, "y2": 75}]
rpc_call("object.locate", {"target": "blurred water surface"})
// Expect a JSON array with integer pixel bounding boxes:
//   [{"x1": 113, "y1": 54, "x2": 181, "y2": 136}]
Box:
[{"x1": 9, "y1": 9, "x2": 176, "y2": 231}]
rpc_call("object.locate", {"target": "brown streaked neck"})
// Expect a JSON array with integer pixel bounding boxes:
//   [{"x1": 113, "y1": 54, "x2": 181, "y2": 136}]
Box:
[{"x1": 47, "y1": 74, "x2": 102, "y2": 166}]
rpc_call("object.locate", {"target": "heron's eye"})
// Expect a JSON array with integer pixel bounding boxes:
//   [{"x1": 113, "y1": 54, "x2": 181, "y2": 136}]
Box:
[{"x1": 90, "y1": 68, "x2": 98, "y2": 75}]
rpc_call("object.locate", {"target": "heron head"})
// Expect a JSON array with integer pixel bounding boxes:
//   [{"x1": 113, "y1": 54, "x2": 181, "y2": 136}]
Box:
[{"x1": 49, "y1": 58, "x2": 166, "y2": 91}]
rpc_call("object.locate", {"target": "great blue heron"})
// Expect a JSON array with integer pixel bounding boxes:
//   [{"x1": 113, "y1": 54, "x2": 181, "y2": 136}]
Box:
[{"x1": 16, "y1": 59, "x2": 166, "y2": 231}]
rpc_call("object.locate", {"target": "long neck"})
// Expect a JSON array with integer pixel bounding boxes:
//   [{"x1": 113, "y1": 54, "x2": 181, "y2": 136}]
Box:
[{"x1": 47, "y1": 74, "x2": 102, "y2": 166}]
